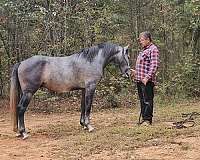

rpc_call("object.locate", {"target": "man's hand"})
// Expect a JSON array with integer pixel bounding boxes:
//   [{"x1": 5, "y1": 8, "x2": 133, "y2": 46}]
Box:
[
  {"x1": 130, "y1": 69, "x2": 136, "y2": 79},
  {"x1": 142, "y1": 78, "x2": 148, "y2": 85}
]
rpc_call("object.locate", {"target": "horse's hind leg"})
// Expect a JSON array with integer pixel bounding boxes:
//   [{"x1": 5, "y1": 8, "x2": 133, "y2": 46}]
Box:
[{"x1": 18, "y1": 91, "x2": 33, "y2": 139}]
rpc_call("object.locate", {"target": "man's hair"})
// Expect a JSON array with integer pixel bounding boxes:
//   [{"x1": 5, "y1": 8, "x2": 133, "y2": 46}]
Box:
[{"x1": 140, "y1": 31, "x2": 152, "y2": 42}]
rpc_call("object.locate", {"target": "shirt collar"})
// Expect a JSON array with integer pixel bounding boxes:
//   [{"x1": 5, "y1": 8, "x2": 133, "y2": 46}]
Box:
[{"x1": 143, "y1": 43, "x2": 153, "y2": 50}]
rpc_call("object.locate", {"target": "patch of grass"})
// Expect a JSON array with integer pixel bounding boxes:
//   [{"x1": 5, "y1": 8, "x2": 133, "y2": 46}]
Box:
[{"x1": 181, "y1": 143, "x2": 190, "y2": 151}]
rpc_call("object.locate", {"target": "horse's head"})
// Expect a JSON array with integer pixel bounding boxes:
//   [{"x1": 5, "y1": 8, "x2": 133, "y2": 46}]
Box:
[{"x1": 114, "y1": 45, "x2": 130, "y2": 78}]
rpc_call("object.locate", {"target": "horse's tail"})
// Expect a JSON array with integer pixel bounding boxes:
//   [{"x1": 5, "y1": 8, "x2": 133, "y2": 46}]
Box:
[{"x1": 10, "y1": 63, "x2": 21, "y2": 132}]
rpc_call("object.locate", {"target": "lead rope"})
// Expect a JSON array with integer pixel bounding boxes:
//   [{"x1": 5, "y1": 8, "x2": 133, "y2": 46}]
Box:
[{"x1": 172, "y1": 112, "x2": 200, "y2": 129}]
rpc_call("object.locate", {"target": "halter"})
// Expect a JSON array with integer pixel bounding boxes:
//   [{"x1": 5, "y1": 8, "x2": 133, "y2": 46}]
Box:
[{"x1": 121, "y1": 47, "x2": 130, "y2": 75}]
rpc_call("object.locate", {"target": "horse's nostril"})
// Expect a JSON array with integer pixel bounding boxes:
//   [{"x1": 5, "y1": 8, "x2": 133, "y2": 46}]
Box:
[
  {"x1": 125, "y1": 69, "x2": 131, "y2": 76},
  {"x1": 122, "y1": 72, "x2": 130, "y2": 78}
]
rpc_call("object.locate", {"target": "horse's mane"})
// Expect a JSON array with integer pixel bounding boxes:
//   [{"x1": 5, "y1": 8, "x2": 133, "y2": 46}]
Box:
[{"x1": 76, "y1": 42, "x2": 119, "y2": 62}]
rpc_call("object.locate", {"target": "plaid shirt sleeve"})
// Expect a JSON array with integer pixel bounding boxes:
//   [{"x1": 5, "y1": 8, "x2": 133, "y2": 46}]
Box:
[{"x1": 145, "y1": 47, "x2": 159, "y2": 80}]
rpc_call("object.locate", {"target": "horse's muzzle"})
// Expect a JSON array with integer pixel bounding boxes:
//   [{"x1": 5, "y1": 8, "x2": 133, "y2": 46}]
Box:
[{"x1": 122, "y1": 69, "x2": 131, "y2": 78}]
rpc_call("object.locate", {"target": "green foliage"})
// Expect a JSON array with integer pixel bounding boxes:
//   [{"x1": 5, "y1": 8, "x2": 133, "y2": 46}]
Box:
[
  {"x1": 95, "y1": 64, "x2": 137, "y2": 108},
  {"x1": 158, "y1": 51, "x2": 200, "y2": 99},
  {"x1": 185, "y1": 0, "x2": 200, "y2": 29},
  {"x1": 0, "y1": 0, "x2": 200, "y2": 104}
]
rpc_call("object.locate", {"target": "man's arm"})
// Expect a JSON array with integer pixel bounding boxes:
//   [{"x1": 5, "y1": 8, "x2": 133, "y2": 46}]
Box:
[{"x1": 145, "y1": 48, "x2": 160, "y2": 81}]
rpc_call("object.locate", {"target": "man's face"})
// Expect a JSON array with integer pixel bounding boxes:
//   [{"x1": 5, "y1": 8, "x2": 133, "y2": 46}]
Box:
[{"x1": 138, "y1": 35, "x2": 150, "y2": 48}]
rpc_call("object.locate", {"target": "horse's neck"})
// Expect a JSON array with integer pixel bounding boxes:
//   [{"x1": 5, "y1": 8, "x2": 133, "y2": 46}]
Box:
[{"x1": 102, "y1": 51, "x2": 116, "y2": 69}]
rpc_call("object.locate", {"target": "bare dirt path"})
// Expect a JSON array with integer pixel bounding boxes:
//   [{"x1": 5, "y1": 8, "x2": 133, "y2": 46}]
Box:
[
  {"x1": 0, "y1": 112, "x2": 72, "y2": 160},
  {"x1": 134, "y1": 136, "x2": 200, "y2": 160}
]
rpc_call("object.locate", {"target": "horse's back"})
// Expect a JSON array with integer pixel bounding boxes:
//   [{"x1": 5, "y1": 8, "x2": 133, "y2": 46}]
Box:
[{"x1": 17, "y1": 54, "x2": 103, "y2": 93}]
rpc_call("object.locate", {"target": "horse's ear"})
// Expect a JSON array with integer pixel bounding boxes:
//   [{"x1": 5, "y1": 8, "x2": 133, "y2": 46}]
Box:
[
  {"x1": 124, "y1": 45, "x2": 129, "y2": 50},
  {"x1": 124, "y1": 45, "x2": 129, "y2": 55}
]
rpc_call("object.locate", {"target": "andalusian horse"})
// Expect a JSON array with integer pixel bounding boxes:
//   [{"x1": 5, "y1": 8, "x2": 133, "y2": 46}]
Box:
[{"x1": 10, "y1": 42, "x2": 130, "y2": 139}]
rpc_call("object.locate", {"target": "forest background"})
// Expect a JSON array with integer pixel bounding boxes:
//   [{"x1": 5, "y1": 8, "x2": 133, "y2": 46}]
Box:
[{"x1": 0, "y1": 0, "x2": 200, "y2": 110}]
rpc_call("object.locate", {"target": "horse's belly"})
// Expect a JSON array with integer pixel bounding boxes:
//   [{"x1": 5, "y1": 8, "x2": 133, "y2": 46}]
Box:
[{"x1": 43, "y1": 81, "x2": 83, "y2": 93}]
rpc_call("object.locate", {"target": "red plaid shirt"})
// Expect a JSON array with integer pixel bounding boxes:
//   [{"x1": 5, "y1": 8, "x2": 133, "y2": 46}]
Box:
[{"x1": 135, "y1": 43, "x2": 159, "y2": 84}]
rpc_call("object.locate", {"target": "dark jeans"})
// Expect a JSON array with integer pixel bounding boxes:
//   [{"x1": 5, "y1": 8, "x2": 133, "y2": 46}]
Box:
[{"x1": 137, "y1": 81, "x2": 155, "y2": 123}]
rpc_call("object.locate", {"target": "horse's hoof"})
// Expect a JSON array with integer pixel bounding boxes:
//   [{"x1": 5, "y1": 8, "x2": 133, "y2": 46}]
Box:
[
  {"x1": 15, "y1": 133, "x2": 22, "y2": 137},
  {"x1": 22, "y1": 132, "x2": 29, "y2": 140},
  {"x1": 88, "y1": 125, "x2": 94, "y2": 132},
  {"x1": 83, "y1": 126, "x2": 87, "y2": 130}
]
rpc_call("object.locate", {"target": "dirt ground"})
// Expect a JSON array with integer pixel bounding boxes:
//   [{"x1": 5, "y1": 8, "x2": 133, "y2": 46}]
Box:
[{"x1": 0, "y1": 100, "x2": 200, "y2": 160}]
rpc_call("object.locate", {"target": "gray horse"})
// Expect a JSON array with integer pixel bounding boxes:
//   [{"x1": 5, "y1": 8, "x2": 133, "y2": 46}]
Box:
[{"x1": 10, "y1": 42, "x2": 130, "y2": 139}]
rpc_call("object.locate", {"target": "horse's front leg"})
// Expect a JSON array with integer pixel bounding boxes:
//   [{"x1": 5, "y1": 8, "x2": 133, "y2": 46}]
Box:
[
  {"x1": 17, "y1": 92, "x2": 33, "y2": 140},
  {"x1": 80, "y1": 89, "x2": 86, "y2": 128},
  {"x1": 84, "y1": 82, "x2": 96, "y2": 132}
]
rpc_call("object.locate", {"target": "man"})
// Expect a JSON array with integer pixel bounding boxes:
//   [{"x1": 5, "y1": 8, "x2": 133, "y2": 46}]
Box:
[{"x1": 131, "y1": 31, "x2": 160, "y2": 125}]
